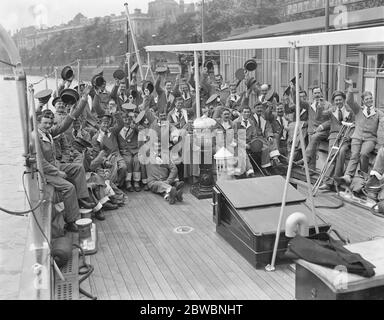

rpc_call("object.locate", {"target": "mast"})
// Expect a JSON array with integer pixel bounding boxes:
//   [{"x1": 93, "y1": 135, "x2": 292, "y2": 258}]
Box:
[{"x1": 124, "y1": 3, "x2": 145, "y2": 81}]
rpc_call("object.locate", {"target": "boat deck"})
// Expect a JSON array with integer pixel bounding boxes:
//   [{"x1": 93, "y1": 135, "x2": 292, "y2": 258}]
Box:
[{"x1": 79, "y1": 184, "x2": 384, "y2": 300}]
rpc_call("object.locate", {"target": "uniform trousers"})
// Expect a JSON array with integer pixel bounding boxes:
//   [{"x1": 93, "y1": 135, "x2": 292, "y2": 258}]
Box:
[{"x1": 45, "y1": 163, "x2": 89, "y2": 223}]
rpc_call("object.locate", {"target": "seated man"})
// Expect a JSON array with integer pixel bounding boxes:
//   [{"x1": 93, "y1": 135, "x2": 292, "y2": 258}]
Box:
[
  {"x1": 318, "y1": 90, "x2": 354, "y2": 190},
  {"x1": 36, "y1": 85, "x2": 95, "y2": 232},
  {"x1": 155, "y1": 73, "x2": 175, "y2": 115},
  {"x1": 301, "y1": 87, "x2": 332, "y2": 171},
  {"x1": 146, "y1": 150, "x2": 184, "y2": 205},
  {"x1": 267, "y1": 103, "x2": 290, "y2": 158},
  {"x1": 225, "y1": 82, "x2": 242, "y2": 120},
  {"x1": 232, "y1": 106, "x2": 256, "y2": 177},
  {"x1": 337, "y1": 79, "x2": 384, "y2": 185},
  {"x1": 252, "y1": 103, "x2": 280, "y2": 166},
  {"x1": 91, "y1": 112, "x2": 127, "y2": 189},
  {"x1": 167, "y1": 96, "x2": 188, "y2": 130},
  {"x1": 366, "y1": 146, "x2": 384, "y2": 193},
  {"x1": 118, "y1": 111, "x2": 142, "y2": 192}
]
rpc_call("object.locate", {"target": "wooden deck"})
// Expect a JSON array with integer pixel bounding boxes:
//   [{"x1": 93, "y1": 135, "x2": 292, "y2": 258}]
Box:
[{"x1": 79, "y1": 183, "x2": 384, "y2": 300}]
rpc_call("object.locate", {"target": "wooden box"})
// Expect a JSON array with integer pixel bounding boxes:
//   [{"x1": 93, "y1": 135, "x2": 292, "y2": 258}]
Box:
[
  {"x1": 295, "y1": 238, "x2": 384, "y2": 300},
  {"x1": 213, "y1": 176, "x2": 331, "y2": 269}
]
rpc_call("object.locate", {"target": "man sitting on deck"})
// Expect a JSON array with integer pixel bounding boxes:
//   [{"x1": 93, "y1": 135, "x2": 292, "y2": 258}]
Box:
[
  {"x1": 146, "y1": 148, "x2": 185, "y2": 205},
  {"x1": 297, "y1": 87, "x2": 332, "y2": 172},
  {"x1": 317, "y1": 90, "x2": 355, "y2": 191}
]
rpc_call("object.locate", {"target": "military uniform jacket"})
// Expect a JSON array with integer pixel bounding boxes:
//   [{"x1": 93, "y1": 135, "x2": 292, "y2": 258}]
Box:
[
  {"x1": 307, "y1": 99, "x2": 332, "y2": 134},
  {"x1": 118, "y1": 125, "x2": 139, "y2": 155},
  {"x1": 91, "y1": 113, "x2": 124, "y2": 156},
  {"x1": 147, "y1": 161, "x2": 178, "y2": 186},
  {"x1": 233, "y1": 117, "x2": 258, "y2": 144},
  {"x1": 252, "y1": 114, "x2": 274, "y2": 139},
  {"x1": 37, "y1": 98, "x2": 87, "y2": 175},
  {"x1": 321, "y1": 105, "x2": 355, "y2": 141},
  {"x1": 155, "y1": 76, "x2": 175, "y2": 115},
  {"x1": 37, "y1": 116, "x2": 74, "y2": 175},
  {"x1": 167, "y1": 108, "x2": 188, "y2": 129},
  {"x1": 269, "y1": 114, "x2": 290, "y2": 140}
]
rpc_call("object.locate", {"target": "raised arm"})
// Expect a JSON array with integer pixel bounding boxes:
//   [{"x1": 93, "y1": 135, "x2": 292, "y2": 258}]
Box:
[{"x1": 345, "y1": 79, "x2": 360, "y2": 114}]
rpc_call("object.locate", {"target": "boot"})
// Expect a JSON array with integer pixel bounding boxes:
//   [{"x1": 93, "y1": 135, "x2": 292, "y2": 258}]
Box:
[
  {"x1": 94, "y1": 210, "x2": 105, "y2": 221},
  {"x1": 142, "y1": 183, "x2": 149, "y2": 191},
  {"x1": 168, "y1": 187, "x2": 177, "y2": 205},
  {"x1": 125, "y1": 181, "x2": 134, "y2": 192},
  {"x1": 65, "y1": 222, "x2": 78, "y2": 233},
  {"x1": 134, "y1": 181, "x2": 142, "y2": 192},
  {"x1": 78, "y1": 198, "x2": 96, "y2": 209},
  {"x1": 103, "y1": 201, "x2": 118, "y2": 211}
]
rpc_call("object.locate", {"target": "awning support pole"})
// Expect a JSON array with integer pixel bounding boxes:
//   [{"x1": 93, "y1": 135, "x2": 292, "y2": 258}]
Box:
[{"x1": 266, "y1": 43, "x2": 318, "y2": 272}]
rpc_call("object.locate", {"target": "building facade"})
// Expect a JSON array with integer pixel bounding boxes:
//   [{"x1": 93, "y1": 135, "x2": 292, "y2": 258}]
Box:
[{"x1": 13, "y1": 0, "x2": 192, "y2": 50}]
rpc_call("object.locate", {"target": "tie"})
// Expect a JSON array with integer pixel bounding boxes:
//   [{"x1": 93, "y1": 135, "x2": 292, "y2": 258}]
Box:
[
  {"x1": 46, "y1": 133, "x2": 52, "y2": 143},
  {"x1": 279, "y1": 116, "x2": 283, "y2": 126},
  {"x1": 338, "y1": 108, "x2": 343, "y2": 123},
  {"x1": 74, "y1": 129, "x2": 78, "y2": 138},
  {"x1": 257, "y1": 115, "x2": 261, "y2": 128},
  {"x1": 367, "y1": 106, "x2": 371, "y2": 116},
  {"x1": 244, "y1": 120, "x2": 248, "y2": 127},
  {"x1": 167, "y1": 92, "x2": 170, "y2": 101}
]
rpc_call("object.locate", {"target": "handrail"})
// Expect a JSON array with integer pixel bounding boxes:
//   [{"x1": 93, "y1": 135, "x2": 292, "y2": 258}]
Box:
[{"x1": 0, "y1": 23, "x2": 52, "y2": 300}]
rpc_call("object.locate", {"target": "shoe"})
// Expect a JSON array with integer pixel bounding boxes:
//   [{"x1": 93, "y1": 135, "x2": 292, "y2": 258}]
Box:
[
  {"x1": 143, "y1": 184, "x2": 149, "y2": 191},
  {"x1": 334, "y1": 175, "x2": 351, "y2": 186},
  {"x1": 103, "y1": 201, "x2": 118, "y2": 211},
  {"x1": 134, "y1": 182, "x2": 142, "y2": 192},
  {"x1": 168, "y1": 187, "x2": 177, "y2": 205},
  {"x1": 176, "y1": 189, "x2": 184, "y2": 202},
  {"x1": 366, "y1": 175, "x2": 384, "y2": 190},
  {"x1": 318, "y1": 183, "x2": 332, "y2": 191},
  {"x1": 125, "y1": 182, "x2": 134, "y2": 192},
  {"x1": 174, "y1": 181, "x2": 185, "y2": 191},
  {"x1": 94, "y1": 210, "x2": 105, "y2": 221},
  {"x1": 78, "y1": 199, "x2": 96, "y2": 209},
  {"x1": 65, "y1": 222, "x2": 78, "y2": 233}
]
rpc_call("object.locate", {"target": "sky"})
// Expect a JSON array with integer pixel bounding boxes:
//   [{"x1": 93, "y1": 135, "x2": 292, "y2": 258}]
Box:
[{"x1": 1, "y1": 0, "x2": 195, "y2": 33}]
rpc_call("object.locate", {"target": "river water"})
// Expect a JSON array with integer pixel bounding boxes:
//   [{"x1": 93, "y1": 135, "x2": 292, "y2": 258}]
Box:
[{"x1": 0, "y1": 75, "x2": 59, "y2": 299}]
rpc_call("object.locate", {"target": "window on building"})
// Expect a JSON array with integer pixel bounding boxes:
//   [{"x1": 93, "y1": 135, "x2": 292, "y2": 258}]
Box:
[
  {"x1": 280, "y1": 48, "x2": 289, "y2": 94},
  {"x1": 365, "y1": 55, "x2": 376, "y2": 73},
  {"x1": 346, "y1": 62, "x2": 358, "y2": 89},
  {"x1": 376, "y1": 78, "x2": 384, "y2": 110},
  {"x1": 308, "y1": 46, "x2": 320, "y2": 89},
  {"x1": 224, "y1": 64, "x2": 230, "y2": 83}
]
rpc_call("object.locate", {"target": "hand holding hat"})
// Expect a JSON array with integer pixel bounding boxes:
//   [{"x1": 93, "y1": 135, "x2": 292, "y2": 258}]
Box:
[{"x1": 344, "y1": 79, "x2": 353, "y2": 87}]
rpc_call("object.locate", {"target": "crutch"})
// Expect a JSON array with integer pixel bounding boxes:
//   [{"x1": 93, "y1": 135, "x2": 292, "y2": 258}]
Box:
[{"x1": 312, "y1": 122, "x2": 354, "y2": 196}]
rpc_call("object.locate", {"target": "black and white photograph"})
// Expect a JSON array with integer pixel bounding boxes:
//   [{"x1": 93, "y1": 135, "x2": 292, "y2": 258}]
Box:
[{"x1": 0, "y1": 0, "x2": 384, "y2": 305}]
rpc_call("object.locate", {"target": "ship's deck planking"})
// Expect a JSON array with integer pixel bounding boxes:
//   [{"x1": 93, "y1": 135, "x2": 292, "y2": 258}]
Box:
[{"x1": 80, "y1": 184, "x2": 384, "y2": 300}]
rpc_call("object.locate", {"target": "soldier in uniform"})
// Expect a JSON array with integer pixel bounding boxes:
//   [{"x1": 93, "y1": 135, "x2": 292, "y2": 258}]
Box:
[
  {"x1": 91, "y1": 111, "x2": 127, "y2": 189},
  {"x1": 119, "y1": 108, "x2": 142, "y2": 192},
  {"x1": 36, "y1": 85, "x2": 98, "y2": 231},
  {"x1": 155, "y1": 73, "x2": 175, "y2": 115},
  {"x1": 225, "y1": 82, "x2": 242, "y2": 120},
  {"x1": 167, "y1": 96, "x2": 188, "y2": 129}
]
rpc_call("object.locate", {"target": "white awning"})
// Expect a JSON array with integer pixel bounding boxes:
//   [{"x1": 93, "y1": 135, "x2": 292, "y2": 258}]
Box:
[{"x1": 145, "y1": 26, "x2": 384, "y2": 52}]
